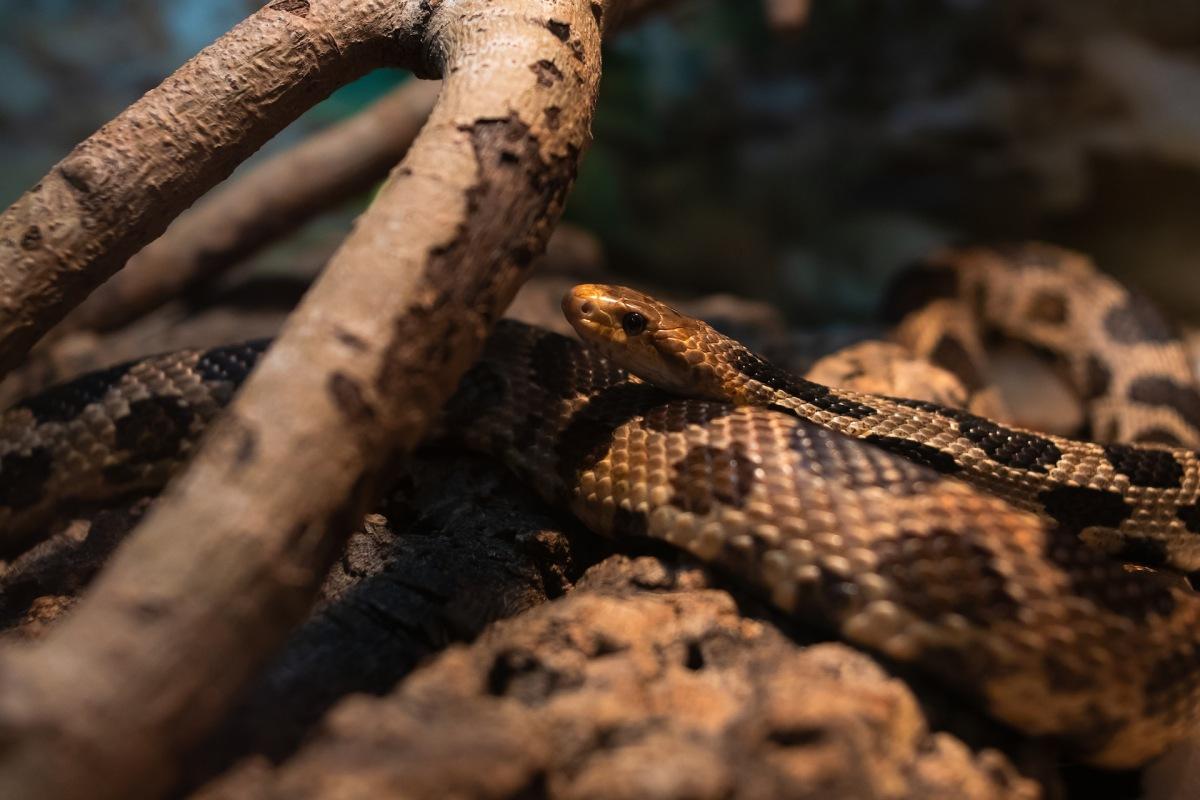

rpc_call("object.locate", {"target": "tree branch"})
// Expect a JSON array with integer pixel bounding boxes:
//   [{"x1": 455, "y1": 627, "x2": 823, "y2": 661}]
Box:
[
  {"x1": 68, "y1": 79, "x2": 442, "y2": 333},
  {"x1": 0, "y1": 0, "x2": 426, "y2": 377},
  {"x1": 0, "y1": 1, "x2": 657, "y2": 798}
]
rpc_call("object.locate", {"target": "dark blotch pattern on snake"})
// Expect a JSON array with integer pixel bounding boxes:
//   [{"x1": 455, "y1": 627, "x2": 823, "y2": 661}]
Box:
[
  {"x1": 4, "y1": 274, "x2": 1200, "y2": 767},
  {"x1": 895, "y1": 243, "x2": 1200, "y2": 447},
  {"x1": 565, "y1": 279, "x2": 1200, "y2": 576}
]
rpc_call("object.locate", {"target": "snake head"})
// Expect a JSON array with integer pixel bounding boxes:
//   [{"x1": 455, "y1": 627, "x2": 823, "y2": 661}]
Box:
[{"x1": 563, "y1": 284, "x2": 737, "y2": 400}]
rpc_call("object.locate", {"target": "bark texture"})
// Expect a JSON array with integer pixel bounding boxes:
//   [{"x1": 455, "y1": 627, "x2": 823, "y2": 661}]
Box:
[
  {"x1": 0, "y1": 2, "x2": 654, "y2": 799},
  {"x1": 0, "y1": 452, "x2": 606, "y2": 793},
  {"x1": 68, "y1": 79, "x2": 442, "y2": 333}
]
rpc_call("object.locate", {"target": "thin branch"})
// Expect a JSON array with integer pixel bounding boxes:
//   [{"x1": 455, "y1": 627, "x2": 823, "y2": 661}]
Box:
[
  {"x1": 0, "y1": 1, "x2": 655, "y2": 798},
  {"x1": 69, "y1": 79, "x2": 442, "y2": 333},
  {"x1": 0, "y1": 0, "x2": 426, "y2": 377}
]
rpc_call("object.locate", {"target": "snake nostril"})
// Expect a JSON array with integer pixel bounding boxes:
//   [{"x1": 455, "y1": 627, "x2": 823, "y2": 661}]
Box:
[{"x1": 580, "y1": 301, "x2": 594, "y2": 316}]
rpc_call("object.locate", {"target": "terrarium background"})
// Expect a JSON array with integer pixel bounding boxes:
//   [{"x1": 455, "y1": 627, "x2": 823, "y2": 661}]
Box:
[{"x1": 2, "y1": 0, "x2": 1198, "y2": 324}]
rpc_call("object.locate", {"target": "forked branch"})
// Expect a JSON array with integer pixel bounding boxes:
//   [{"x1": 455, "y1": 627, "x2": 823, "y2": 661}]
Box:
[{"x1": 0, "y1": 2, "x2": 666, "y2": 799}]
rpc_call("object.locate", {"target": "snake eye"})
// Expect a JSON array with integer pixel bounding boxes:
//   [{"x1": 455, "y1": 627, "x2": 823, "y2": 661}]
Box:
[{"x1": 621, "y1": 311, "x2": 647, "y2": 336}]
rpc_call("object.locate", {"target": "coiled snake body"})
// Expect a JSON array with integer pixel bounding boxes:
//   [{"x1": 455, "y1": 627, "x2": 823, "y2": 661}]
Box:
[{"x1": 3, "y1": 246, "x2": 1200, "y2": 768}]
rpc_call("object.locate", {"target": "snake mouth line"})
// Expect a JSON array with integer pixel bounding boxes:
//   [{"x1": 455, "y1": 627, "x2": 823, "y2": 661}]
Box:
[{"x1": 562, "y1": 284, "x2": 687, "y2": 339}]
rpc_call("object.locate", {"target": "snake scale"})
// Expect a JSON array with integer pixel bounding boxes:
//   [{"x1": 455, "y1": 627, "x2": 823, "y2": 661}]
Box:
[{"x1": 2, "y1": 244, "x2": 1200, "y2": 768}]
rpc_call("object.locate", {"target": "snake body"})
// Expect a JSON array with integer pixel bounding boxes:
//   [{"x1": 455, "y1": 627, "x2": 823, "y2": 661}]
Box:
[
  {"x1": 565, "y1": 274, "x2": 1200, "y2": 575},
  {"x1": 2, "y1": 251, "x2": 1200, "y2": 767},
  {"x1": 456, "y1": 320, "x2": 1200, "y2": 769},
  {"x1": 889, "y1": 243, "x2": 1200, "y2": 449},
  {"x1": 0, "y1": 340, "x2": 268, "y2": 547}
]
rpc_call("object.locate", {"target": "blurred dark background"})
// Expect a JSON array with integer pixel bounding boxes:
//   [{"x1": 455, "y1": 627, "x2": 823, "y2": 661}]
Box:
[{"x1": 2, "y1": 0, "x2": 1200, "y2": 324}]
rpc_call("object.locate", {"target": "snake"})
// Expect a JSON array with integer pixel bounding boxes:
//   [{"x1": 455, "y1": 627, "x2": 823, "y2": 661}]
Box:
[{"x1": 2, "y1": 245, "x2": 1200, "y2": 769}]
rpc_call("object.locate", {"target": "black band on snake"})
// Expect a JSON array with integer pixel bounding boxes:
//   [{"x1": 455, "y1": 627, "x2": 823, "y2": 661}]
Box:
[{"x1": 2, "y1": 245, "x2": 1199, "y2": 768}]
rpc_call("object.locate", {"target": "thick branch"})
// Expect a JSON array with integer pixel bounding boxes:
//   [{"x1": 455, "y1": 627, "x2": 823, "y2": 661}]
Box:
[
  {"x1": 69, "y1": 79, "x2": 442, "y2": 333},
  {"x1": 0, "y1": 0, "x2": 426, "y2": 377},
  {"x1": 0, "y1": 1, "x2": 647, "y2": 798}
]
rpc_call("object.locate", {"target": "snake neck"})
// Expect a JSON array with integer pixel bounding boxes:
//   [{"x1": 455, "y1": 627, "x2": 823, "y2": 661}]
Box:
[{"x1": 703, "y1": 341, "x2": 859, "y2": 417}]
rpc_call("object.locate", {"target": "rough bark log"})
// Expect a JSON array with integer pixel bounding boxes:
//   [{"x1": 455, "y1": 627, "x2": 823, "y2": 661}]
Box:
[
  {"x1": 0, "y1": 2, "x2": 663, "y2": 799},
  {"x1": 189, "y1": 556, "x2": 1045, "y2": 800},
  {"x1": 68, "y1": 79, "x2": 442, "y2": 333},
  {"x1": 178, "y1": 453, "x2": 610, "y2": 792},
  {"x1": 0, "y1": 0, "x2": 429, "y2": 377},
  {"x1": 0, "y1": 451, "x2": 609, "y2": 792}
]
